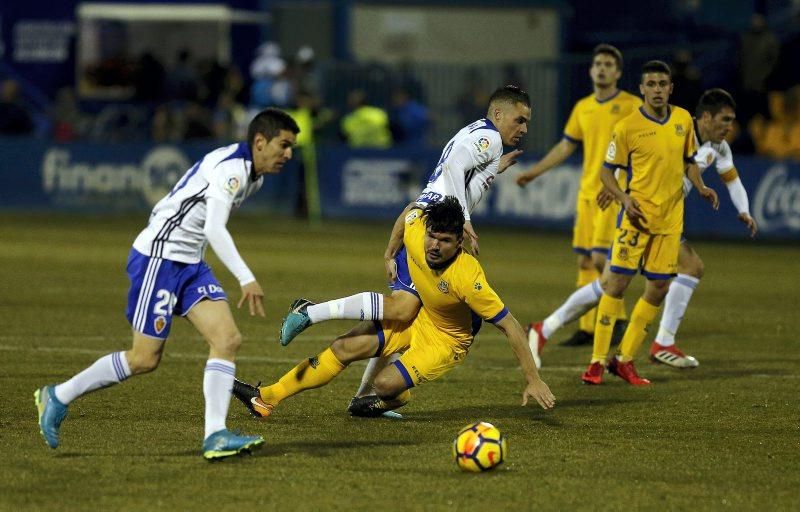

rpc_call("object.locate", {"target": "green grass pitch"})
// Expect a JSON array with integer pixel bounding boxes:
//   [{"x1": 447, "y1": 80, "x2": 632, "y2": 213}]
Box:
[{"x1": 1, "y1": 213, "x2": 798, "y2": 510}]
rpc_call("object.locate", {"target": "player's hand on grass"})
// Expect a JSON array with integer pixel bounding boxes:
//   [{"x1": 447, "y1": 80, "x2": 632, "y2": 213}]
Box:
[
  {"x1": 464, "y1": 221, "x2": 480, "y2": 256},
  {"x1": 499, "y1": 149, "x2": 523, "y2": 174},
  {"x1": 738, "y1": 213, "x2": 758, "y2": 237},
  {"x1": 699, "y1": 186, "x2": 719, "y2": 210},
  {"x1": 522, "y1": 379, "x2": 555, "y2": 410},
  {"x1": 596, "y1": 187, "x2": 616, "y2": 210},
  {"x1": 385, "y1": 258, "x2": 398, "y2": 283},
  {"x1": 238, "y1": 281, "x2": 265, "y2": 317}
]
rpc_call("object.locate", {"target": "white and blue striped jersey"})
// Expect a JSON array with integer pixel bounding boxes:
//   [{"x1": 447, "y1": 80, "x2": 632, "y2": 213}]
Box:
[
  {"x1": 133, "y1": 142, "x2": 263, "y2": 264},
  {"x1": 416, "y1": 118, "x2": 503, "y2": 220},
  {"x1": 684, "y1": 135, "x2": 734, "y2": 196}
]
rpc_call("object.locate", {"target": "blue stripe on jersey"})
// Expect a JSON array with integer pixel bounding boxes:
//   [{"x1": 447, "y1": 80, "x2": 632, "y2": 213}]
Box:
[
  {"x1": 563, "y1": 133, "x2": 581, "y2": 143},
  {"x1": 169, "y1": 157, "x2": 205, "y2": 198},
  {"x1": 151, "y1": 186, "x2": 208, "y2": 258},
  {"x1": 216, "y1": 142, "x2": 252, "y2": 166},
  {"x1": 393, "y1": 360, "x2": 415, "y2": 388},
  {"x1": 468, "y1": 118, "x2": 499, "y2": 134},
  {"x1": 487, "y1": 307, "x2": 509, "y2": 324}
]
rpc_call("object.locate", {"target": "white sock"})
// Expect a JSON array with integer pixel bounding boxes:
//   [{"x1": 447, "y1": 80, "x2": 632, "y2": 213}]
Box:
[
  {"x1": 656, "y1": 274, "x2": 700, "y2": 347},
  {"x1": 204, "y1": 359, "x2": 235, "y2": 439},
  {"x1": 542, "y1": 279, "x2": 603, "y2": 339},
  {"x1": 354, "y1": 353, "x2": 401, "y2": 397},
  {"x1": 54, "y1": 351, "x2": 131, "y2": 405},
  {"x1": 307, "y1": 292, "x2": 384, "y2": 323}
]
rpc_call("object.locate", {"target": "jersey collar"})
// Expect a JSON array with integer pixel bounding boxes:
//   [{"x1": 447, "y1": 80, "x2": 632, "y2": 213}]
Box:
[
  {"x1": 594, "y1": 89, "x2": 621, "y2": 104},
  {"x1": 639, "y1": 105, "x2": 672, "y2": 125}
]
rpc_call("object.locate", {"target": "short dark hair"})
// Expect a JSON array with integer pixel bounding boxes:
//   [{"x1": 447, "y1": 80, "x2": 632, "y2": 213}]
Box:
[
  {"x1": 247, "y1": 108, "x2": 300, "y2": 147},
  {"x1": 641, "y1": 60, "x2": 672, "y2": 81},
  {"x1": 488, "y1": 85, "x2": 531, "y2": 110},
  {"x1": 593, "y1": 43, "x2": 623, "y2": 70},
  {"x1": 695, "y1": 88, "x2": 737, "y2": 118},
  {"x1": 423, "y1": 196, "x2": 464, "y2": 238}
]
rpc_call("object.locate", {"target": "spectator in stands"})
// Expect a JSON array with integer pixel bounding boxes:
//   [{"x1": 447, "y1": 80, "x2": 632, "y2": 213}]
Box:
[
  {"x1": 292, "y1": 46, "x2": 322, "y2": 106},
  {"x1": 669, "y1": 49, "x2": 703, "y2": 111},
  {"x1": 340, "y1": 89, "x2": 392, "y2": 148},
  {"x1": 250, "y1": 42, "x2": 292, "y2": 109},
  {"x1": 51, "y1": 87, "x2": 90, "y2": 142},
  {"x1": 0, "y1": 79, "x2": 34, "y2": 135},
  {"x1": 749, "y1": 86, "x2": 800, "y2": 160},
  {"x1": 456, "y1": 69, "x2": 490, "y2": 126},
  {"x1": 133, "y1": 52, "x2": 166, "y2": 102},
  {"x1": 390, "y1": 87, "x2": 430, "y2": 147},
  {"x1": 213, "y1": 92, "x2": 246, "y2": 141},
  {"x1": 168, "y1": 49, "x2": 199, "y2": 102},
  {"x1": 739, "y1": 14, "x2": 779, "y2": 123}
]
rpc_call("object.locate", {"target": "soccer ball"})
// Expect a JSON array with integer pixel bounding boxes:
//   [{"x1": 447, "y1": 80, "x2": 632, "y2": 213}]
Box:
[{"x1": 452, "y1": 421, "x2": 507, "y2": 472}]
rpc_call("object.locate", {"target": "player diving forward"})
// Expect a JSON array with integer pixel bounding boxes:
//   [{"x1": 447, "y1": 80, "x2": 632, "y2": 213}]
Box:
[
  {"x1": 34, "y1": 108, "x2": 299, "y2": 460},
  {"x1": 232, "y1": 197, "x2": 556, "y2": 419},
  {"x1": 276, "y1": 86, "x2": 532, "y2": 414},
  {"x1": 529, "y1": 88, "x2": 756, "y2": 370}
]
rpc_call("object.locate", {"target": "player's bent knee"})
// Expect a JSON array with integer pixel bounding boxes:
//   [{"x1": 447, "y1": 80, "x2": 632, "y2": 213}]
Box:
[
  {"x1": 373, "y1": 371, "x2": 407, "y2": 400},
  {"x1": 126, "y1": 350, "x2": 161, "y2": 374}
]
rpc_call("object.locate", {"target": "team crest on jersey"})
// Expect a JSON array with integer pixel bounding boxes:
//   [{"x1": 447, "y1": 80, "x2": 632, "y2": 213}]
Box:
[
  {"x1": 606, "y1": 140, "x2": 617, "y2": 160},
  {"x1": 617, "y1": 246, "x2": 629, "y2": 261},
  {"x1": 611, "y1": 104, "x2": 620, "y2": 114},
  {"x1": 474, "y1": 282, "x2": 482, "y2": 291},
  {"x1": 473, "y1": 137, "x2": 491, "y2": 153},
  {"x1": 599, "y1": 314, "x2": 612, "y2": 326},
  {"x1": 438, "y1": 279, "x2": 449, "y2": 294},
  {"x1": 225, "y1": 176, "x2": 241, "y2": 196},
  {"x1": 154, "y1": 316, "x2": 167, "y2": 334},
  {"x1": 675, "y1": 124, "x2": 685, "y2": 136}
]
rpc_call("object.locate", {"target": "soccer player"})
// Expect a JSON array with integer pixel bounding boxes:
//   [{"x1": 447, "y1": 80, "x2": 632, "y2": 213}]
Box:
[
  {"x1": 530, "y1": 88, "x2": 756, "y2": 369},
  {"x1": 278, "y1": 86, "x2": 531, "y2": 409},
  {"x1": 516, "y1": 44, "x2": 641, "y2": 347},
  {"x1": 581, "y1": 60, "x2": 718, "y2": 386},
  {"x1": 34, "y1": 108, "x2": 299, "y2": 460},
  {"x1": 232, "y1": 197, "x2": 556, "y2": 419}
]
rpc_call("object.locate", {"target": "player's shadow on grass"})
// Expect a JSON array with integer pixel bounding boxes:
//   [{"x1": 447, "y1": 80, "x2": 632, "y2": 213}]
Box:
[
  {"x1": 664, "y1": 364, "x2": 793, "y2": 382},
  {"x1": 253, "y1": 438, "x2": 418, "y2": 458}
]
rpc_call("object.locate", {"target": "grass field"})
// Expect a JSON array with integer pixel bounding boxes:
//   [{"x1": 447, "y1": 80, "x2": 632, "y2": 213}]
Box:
[{"x1": 2, "y1": 213, "x2": 798, "y2": 511}]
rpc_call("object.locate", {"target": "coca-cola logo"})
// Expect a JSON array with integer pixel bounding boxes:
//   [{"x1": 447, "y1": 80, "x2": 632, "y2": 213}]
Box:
[{"x1": 753, "y1": 165, "x2": 800, "y2": 231}]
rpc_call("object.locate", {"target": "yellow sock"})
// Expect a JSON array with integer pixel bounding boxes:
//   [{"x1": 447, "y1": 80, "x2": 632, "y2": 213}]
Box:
[
  {"x1": 260, "y1": 348, "x2": 346, "y2": 405},
  {"x1": 618, "y1": 298, "x2": 661, "y2": 362},
  {"x1": 577, "y1": 267, "x2": 600, "y2": 333},
  {"x1": 591, "y1": 294, "x2": 623, "y2": 362}
]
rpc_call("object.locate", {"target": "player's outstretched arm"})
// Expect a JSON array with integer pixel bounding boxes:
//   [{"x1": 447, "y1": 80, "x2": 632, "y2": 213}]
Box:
[
  {"x1": 494, "y1": 313, "x2": 555, "y2": 410},
  {"x1": 516, "y1": 138, "x2": 577, "y2": 187},
  {"x1": 384, "y1": 202, "x2": 418, "y2": 282},
  {"x1": 204, "y1": 197, "x2": 265, "y2": 316}
]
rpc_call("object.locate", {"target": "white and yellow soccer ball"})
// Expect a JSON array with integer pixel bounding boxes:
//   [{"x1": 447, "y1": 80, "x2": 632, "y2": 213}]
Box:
[{"x1": 452, "y1": 421, "x2": 507, "y2": 472}]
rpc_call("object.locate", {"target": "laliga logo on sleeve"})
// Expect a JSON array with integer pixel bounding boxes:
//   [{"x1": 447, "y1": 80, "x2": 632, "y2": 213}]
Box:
[
  {"x1": 606, "y1": 140, "x2": 617, "y2": 160},
  {"x1": 473, "y1": 137, "x2": 491, "y2": 153},
  {"x1": 225, "y1": 176, "x2": 240, "y2": 196},
  {"x1": 753, "y1": 165, "x2": 800, "y2": 232}
]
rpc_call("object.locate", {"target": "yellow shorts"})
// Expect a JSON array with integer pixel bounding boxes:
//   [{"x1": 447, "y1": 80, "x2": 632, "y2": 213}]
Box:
[
  {"x1": 572, "y1": 196, "x2": 620, "y2": 256},
  {"x1": 376, "y1": 317, "x2": 467, "y2": 387},
  {"x1": 609, "y1": 217, "x2": 680, "y2": 279}
]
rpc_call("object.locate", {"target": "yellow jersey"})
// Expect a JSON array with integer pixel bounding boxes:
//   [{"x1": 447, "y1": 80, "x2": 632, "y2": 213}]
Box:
[
  {"x1": 563, "y1": 90, "x2": 642, "y2": 200},
  {"x1": 603, "y1": 105, "x2": 697, "y2": 234},
  {"x1": 402, "y1": 209, "x2": 507, "y2": 352}
]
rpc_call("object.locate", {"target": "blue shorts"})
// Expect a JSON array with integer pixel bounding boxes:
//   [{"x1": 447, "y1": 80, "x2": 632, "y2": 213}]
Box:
[
  {"x1": 125, "y1": 249, "x2": 227, "y2": 339},
  {"x1": 389, "y1": 246, "x2": 420, "y2": 299}
]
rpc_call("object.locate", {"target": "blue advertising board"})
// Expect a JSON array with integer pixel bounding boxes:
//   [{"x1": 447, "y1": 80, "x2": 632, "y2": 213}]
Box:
[
  {"x1": 2, "y1": 138, "x2": 798, "y2": 241},
  {"x1": 0, "y1": 138, "x2": 299, "y2": 214}
]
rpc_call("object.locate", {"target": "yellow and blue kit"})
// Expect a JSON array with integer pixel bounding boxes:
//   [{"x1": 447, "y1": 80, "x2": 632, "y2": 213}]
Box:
[
  {"x1": 378, "y1": 209, "x2": 508, "y2": 388},
  {"x1": 603, "y1": 105, "x2": 697, "y2": 278},
  {"x1": 564, "y1": 90, "x2": 642, "y2": 254}
]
